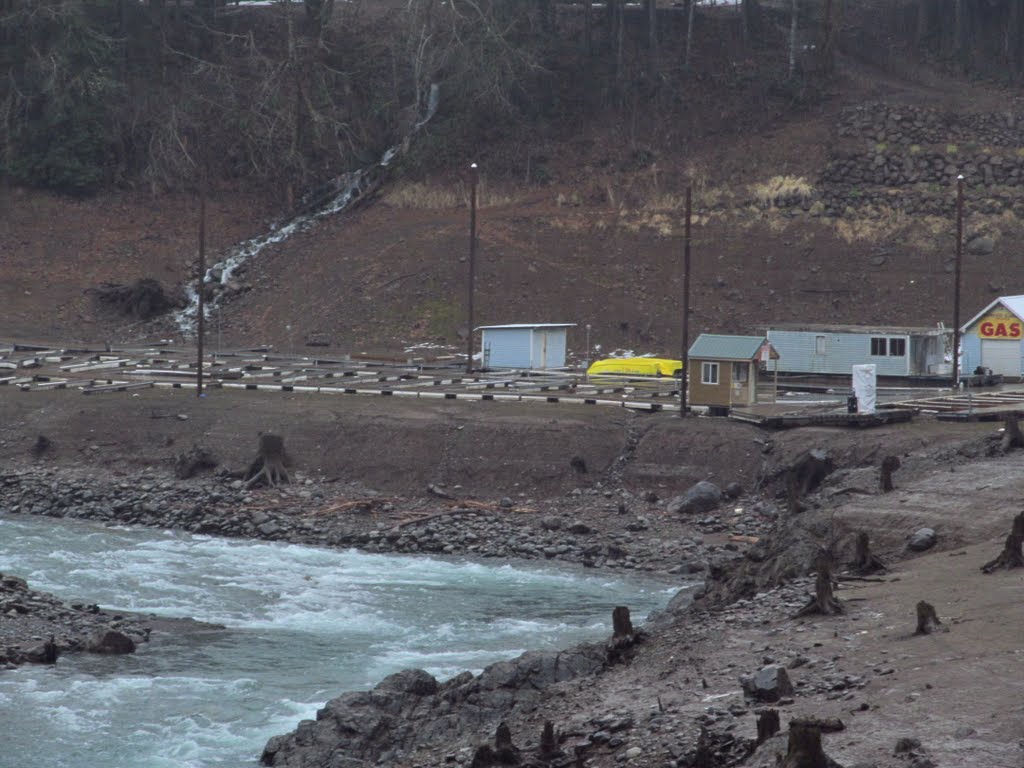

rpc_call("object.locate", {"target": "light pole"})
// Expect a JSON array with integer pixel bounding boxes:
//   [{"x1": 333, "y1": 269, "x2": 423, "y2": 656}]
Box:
[
  {"x1": 680, "y1": 184, "x2": 692, "y2": 415},
  {"x1": 466, "y1": 163, "x2": 478, "y2": 375},
  {"x1": 585, "y1": 324, "x2": 592, "y2": 367},
  {"x1": 196, "y1": 165, "x2": 206, "y2": 398},
  {"x1": 952, "y1": 174, "x2": 964, "y2": 390}
]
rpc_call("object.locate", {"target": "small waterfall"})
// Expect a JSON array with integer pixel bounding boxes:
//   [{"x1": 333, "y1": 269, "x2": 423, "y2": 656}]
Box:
[{"x1": 174, "y1": 83, "x2": 441, "y2": 335}]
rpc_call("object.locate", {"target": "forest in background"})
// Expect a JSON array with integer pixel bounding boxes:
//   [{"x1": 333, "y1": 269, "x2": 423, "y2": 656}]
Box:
[{"x1": 1, "y1": 0, "x2": 1022, "y2": 198}]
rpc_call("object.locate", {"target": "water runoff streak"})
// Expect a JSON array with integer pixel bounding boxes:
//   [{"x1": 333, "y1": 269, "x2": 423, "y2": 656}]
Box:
[
  {"x1": 175, "y1": 84, "x2": 440, "y2": 336},
  {"x1": 0, "y1": 513, "x2": 681, "y2": 768}
]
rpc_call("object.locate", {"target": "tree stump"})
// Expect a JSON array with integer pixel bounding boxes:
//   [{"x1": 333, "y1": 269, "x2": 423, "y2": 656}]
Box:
[
  {"x1": 245, "y1": 433, "x2": 290, "y2": 488},
  {"x1": 782, "y1": 720, "x2": 830, "y2": 768},
  {"x1": 981, "y1": 511, "x2": 1024, "y2": 573},
  {"x1": 784, "y1": 449, "x2": 834, "y2": 513},
  {"x1": 538, "y1": 720, "x2": 559, "y2": 759},
  {"x1": 851, "y1": 531, "x2": 886, "y2": 574},
  {"x1": 493, "y1": 722, "x2": 519, "y2": 764},
  {"x1": 692, "y1": 726, "x2": 714, "y2": 768},
  {"x1": 793, "y1": 560, "x2": 844, "y2": 618},
  {"x1": 757, "y1": 709, "x2": 781, "y2": 744},
  {"x1": 612, "y1": 606, "x2": 633, "y2": 638},
  {"x1": 914, "y1": 601, "x2": 943, "y2": 635},
  {"x1": 880, "y1": 455, "x2": 901, "y2": 492},
  {"x1": 1001, "y1": 415, "x2": 1024, "y2": 452},
  {"x1": 30, "y1": 435, "x2": 53, "y2": 458}
]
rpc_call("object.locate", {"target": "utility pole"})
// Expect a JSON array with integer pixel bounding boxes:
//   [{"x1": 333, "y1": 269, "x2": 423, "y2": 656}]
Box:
[
  {"x1": 197, "y1": 165, "x2": 207, "y2": 397},
  {"x1": 466, "y1": 163, "x2": 478, "y2": 375},
  {"x1": 952, "y1": 174, "x2": 964, "y2": 390},
  {"x1": 680, "y1": 184, "x2": 692, "y2": 415}
]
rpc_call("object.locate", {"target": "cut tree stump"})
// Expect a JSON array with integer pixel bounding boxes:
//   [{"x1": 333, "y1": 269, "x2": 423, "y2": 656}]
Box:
[
  {"x1": 851, "y1": 531, "x2": 886, "y2": 574},
  {"x1": 880, "y1": 455, "x2": 901, "y2": 492},
  {"x1": 612, "y1": 606, "x2": 633, "y2": 638},
  {"x1": 692, "y1": 726, "x2": 714, "y2": 768},
  {"x1": 538, "y1": 720, "x2": 559, "y2": 759},
  {"x1": 782, "y1": 720, "x2": 830, "y2": 768},
  {"x1": 793, "y1": 559, "x2": 844, "y2": 618},
  {"x1": 245, "y1": 433, "x2": 290, "y2": 488},
  {"x1": 981, "y1": 511, "x2": 1024, "y2": 573},
  {"x1": 784, "y1": 449, "x2": 834, "y2": 514},
  {"x1": 914, "y1": 601, "x2": 944, "y2": 635},
  {"x1": 1001, "y1": 415, "x2": 1024, "y2": 452},
  {"x1": 757, "y1": 709, "x2": 781, "y2": 744}
]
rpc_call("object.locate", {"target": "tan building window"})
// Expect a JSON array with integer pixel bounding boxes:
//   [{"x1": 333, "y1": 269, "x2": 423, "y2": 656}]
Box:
[
  {"x1": 701, "y1": 362, "x2": 719, "y2": 385},
  {"x1": 732, "y1": 362, "x2": 749, "y2": 383}
]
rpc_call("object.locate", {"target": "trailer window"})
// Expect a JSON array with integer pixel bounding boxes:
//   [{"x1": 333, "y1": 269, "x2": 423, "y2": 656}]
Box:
[
  {"x1": 701, "y1": 362, "x2": 719, "y2": 385},
  {"x1": 870, "y1": 337, "x2": 886, "y2": 356},
  {"x1": 889, "y1": 338, "x2": 906, "y2": 357},
  {"x1": 815, "y1": 335, "x2": 826, "y2": 355}
]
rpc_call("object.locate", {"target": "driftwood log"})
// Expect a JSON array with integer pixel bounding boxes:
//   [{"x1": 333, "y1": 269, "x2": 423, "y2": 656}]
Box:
[
  {"x1": 245, "y1": 434, "x2": 290, "y2": 488},
  {"x1": 981, "y1": 511, "x2": 1024, "y2": 573},
  {"x1": 793, "y1": 559, "x2": 844, "y2": 618},
  {"x1": 915, "y1": 601, "x2": 943, "y2": 635},
  {"x1": 880, "y1": 455, "x2": 901, "y2": 492},
  {"x1": 781, "y1": 720, "x2": 830, "y2": 768},
  {"x1": 851, "y1": 531, "x2": 886, "y2": 574}
]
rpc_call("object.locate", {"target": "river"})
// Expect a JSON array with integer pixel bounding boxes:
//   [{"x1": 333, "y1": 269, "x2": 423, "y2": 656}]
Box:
[{"x1": 0, "y1": 514, "x2": 681, "y2": 768}]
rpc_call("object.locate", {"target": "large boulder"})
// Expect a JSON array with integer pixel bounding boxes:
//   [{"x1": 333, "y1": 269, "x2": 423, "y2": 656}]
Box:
[
  {"x1": 667, "y1": 481, "x2": 723, "y2": 515},
  {"x1": 86, "y1": 628, "x2": 137, "y2": 655},
  {"x1": 907, "y1": 528, "x2": 937, "y2": 552},
  {"x1": 741, "y1": 665, "x2": 794, "y2": 703}
]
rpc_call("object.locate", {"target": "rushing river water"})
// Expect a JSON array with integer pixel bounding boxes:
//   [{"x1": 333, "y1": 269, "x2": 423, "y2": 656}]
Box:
[{"x1": 0, "y1": 514, "x2": 681, "y2": 768}]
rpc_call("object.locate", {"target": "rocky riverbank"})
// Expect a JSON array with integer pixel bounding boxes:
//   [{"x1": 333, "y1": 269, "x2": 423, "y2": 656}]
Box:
[{"x1": 0, "y1": 571, "x2": 153, "y2": 668}]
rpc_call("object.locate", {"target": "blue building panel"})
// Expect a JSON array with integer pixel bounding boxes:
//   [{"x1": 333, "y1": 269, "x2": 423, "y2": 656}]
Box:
[
  {"x1": 767, "y1": 329, "x2": 912, "y2": 376},
  {"x1": 961, "y1": 334, "x2": 982, "y2": 374},
  {"x1": 483, "y1": 329, "x2": 534, "y2": 368},
  {"x1": 479, "y1": 324, "x2": 574, "y2": 369}
]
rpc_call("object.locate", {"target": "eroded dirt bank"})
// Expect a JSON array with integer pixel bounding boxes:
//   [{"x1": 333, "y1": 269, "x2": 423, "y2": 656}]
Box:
[{"x1": 2, "y1": 389, "x2": 1023, "y2": 767}]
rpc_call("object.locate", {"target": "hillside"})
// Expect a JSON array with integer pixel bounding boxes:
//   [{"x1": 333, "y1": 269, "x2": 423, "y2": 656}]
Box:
[{"x1": 2, "y1": 1, "x2": 1023, "y2": 357}]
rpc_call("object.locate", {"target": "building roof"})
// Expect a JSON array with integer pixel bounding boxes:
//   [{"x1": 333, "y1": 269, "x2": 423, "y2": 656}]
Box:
[
  {"x1": 476, "y1": 323, "x2": 576, "y2": 331},
  {"x1": 689, "y1": 334, "x2": 773, "y2": 361},
  {"x1": 766, "y1": 323, "x2": 950, "y2": 337},
  {"x1": 960, "y1": 295, "x2": 1024, "y2": 332}
]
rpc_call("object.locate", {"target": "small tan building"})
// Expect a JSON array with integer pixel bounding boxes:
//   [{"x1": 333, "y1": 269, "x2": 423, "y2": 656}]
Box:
[{"x1": 688, "y1": 334, "x2": 779, "y2": 411}]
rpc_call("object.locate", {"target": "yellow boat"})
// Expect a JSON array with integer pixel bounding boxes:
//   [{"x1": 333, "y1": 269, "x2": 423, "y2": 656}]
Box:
[{"x1": 586, "y1": 357, "x2": 683, "y2": 377}]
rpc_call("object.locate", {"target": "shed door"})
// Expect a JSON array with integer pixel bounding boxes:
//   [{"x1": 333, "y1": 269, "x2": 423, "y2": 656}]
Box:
[{"x1": 981, "y1": 339, "x2": 1021, "y2": 377}]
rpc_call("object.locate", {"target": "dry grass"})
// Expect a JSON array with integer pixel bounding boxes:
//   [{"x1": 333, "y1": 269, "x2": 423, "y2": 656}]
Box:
[
  {"x1": 384, "y1": 181, "x2": 519, "y2": 209},
  {"x1": 750, "y1": 175, "x2": 814, "y2": 208}
]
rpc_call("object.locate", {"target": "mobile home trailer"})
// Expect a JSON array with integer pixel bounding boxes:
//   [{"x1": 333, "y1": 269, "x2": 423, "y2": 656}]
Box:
[{"x1": 765, "y1": 325, "x2": 950, "y2": 377}]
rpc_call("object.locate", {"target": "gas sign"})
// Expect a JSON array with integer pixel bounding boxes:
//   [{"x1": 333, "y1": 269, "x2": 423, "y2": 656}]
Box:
[{"x1": 978, "y1": 314, "x2": 1023, "y2": 339}]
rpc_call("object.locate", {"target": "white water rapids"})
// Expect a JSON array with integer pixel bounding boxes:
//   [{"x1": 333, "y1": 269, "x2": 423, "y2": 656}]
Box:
[{"x1": 0, "y1": 513, "x2": 681, "y2": 767}]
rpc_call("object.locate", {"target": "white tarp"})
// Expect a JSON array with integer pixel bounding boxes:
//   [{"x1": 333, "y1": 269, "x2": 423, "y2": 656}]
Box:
[{"x1": 852, "y1": 364, "x2": 877, "y2": 414}]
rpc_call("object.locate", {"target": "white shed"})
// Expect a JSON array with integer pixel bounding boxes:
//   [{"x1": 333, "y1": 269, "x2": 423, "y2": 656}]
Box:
[{"x1": 477, "y1": 324, "x2": 575, "y2": 370}]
